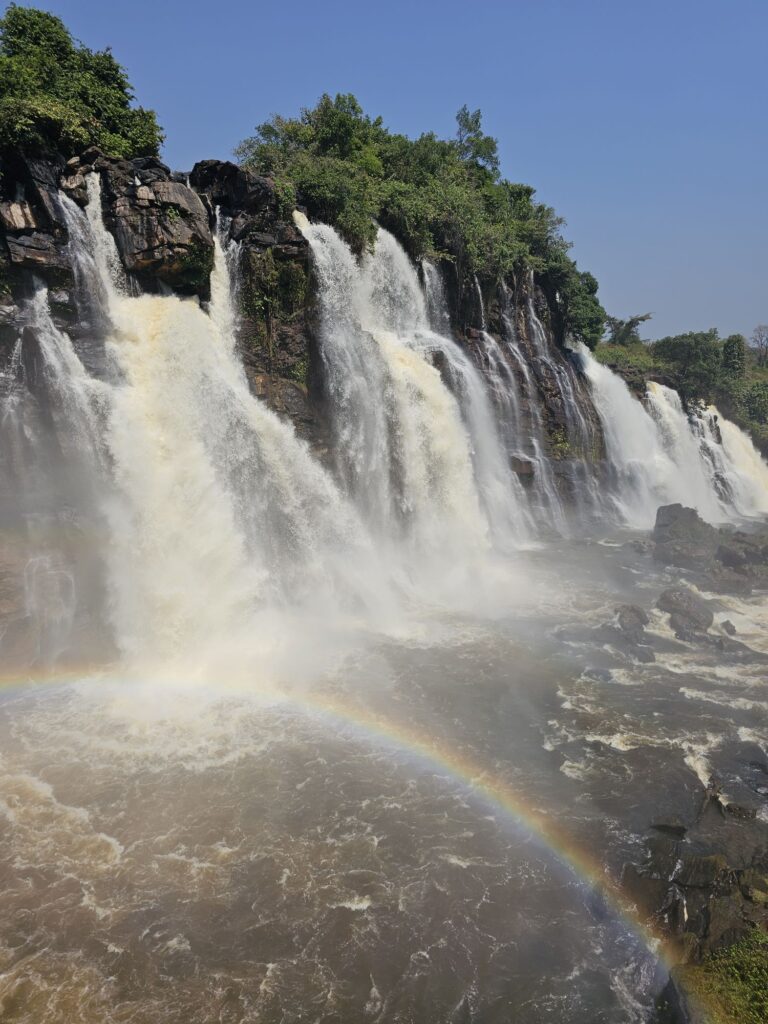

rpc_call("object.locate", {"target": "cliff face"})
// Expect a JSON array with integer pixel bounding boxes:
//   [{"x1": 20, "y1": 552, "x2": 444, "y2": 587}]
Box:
[{"x1": 1, "y1": 147, "x2": 604, "y2": 481}]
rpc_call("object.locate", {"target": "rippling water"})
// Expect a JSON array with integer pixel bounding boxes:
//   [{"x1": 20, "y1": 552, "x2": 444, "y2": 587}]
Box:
[{"x1": 2, "y1": 538, "x2": 766, "y2": 1023}]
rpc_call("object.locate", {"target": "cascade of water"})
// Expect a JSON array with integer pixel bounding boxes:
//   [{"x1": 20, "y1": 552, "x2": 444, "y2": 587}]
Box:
[
  {"x1": 50, "y1": 177, "x2": 394, "y2": 670},
  {"x1": 474, "y1": 273, "x2": 487, "y2": 330},
  {"x1": 645, "y1": 383, "x2": 730, "y2": 522},
  {"x1": 364, "y1": 231, "x2": 534, "y2": 546},
  {"x1": 296, "y1": 213, "x2": 532, "y2": 552},
  {"x1": 576, "y1": 346, "x2": 680, "y2": 527},
  {"x1": 497, "y1": 283, "x2": 569, "y2": 532},
  {"x1": 711, "y1": 412, "x2": 768, "y2": 516},
  {"x1": 208, "y1": 209, "x2": 242, "y2": 348},
  {"x1": 576, "y1": 346, "x2": 768, "y2": 527},
  {"x1": 524, "y1": 276, "x2": 603, "y2": 507},
  {"x1": 23, "y1": 552, "x2": 76, "y2": 664},
  {"x1": 422, "y1": 260, "x2": 451, "y2": 334}
]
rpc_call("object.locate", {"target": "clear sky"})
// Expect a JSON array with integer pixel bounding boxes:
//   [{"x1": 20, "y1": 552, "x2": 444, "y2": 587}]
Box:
[{"x1": 14, "y1": 0, "x2": 768, "y2": 339}]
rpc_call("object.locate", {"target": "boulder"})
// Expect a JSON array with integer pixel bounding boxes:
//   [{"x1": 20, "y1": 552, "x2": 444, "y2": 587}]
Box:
[
  {"x1": 652, "y1": 504, "x2": 718, "y2": 569},
  {"x1": 190, "y1": 160, "x2": 277, "y2": 218},
  {"x1": 616, "y1": 603, "x2": 649, "y2": 640},
  {"x1": 657, "y1": 587, "x2": 714, "y2": 632},
  {"x1": 0, "y1": 200, "x2": 38, "y2": 232}
]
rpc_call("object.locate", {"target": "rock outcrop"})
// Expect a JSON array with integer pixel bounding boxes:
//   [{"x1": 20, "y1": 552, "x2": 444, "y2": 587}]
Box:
[
  {"x1": 650, "y1": 503, "x2": 768, "y2": 595},
  {"x1": 61, "y1": 149, "x2": 214, "y2": 295},
  {"x1": 188, "y1": 159, "x2": 325, "y2": 450}
]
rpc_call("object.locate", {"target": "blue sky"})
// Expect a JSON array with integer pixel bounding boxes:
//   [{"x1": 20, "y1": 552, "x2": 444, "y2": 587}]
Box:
[{"x1": 13, "y1": 0, "x2": 768, "y2": 339}]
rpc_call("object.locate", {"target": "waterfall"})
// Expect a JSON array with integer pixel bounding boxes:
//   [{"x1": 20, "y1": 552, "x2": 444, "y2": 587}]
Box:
[
  {"x1": 5, "y1": 177, "x2": 767, "y2": 674},
  {"x1": 713, "y1": 412, "x2": 768, "y2": 515},
  {"x1": 644, "y1": 383, "x2": 729, "y2": 521},
  {"x1": 295, "y1": 214, "x2": 532, "y2": 553},
  {"x1": 422, "y1": 260, "x2": 451, "y2": 334},
  {"x1": 493, "y1": 283, "x2": 569, "y2": 532},
  {"x1": 45, "y1": 177, "x2": 394, "y2": 672},
  {"x1": 576, "y1": 346, "x2": 680, "y2": 527},
  {"x1": 577, "y1": 345, "x2": 768, "y2": 527},
  {"x1": 523, "y1": 279, "x2": 603, "y2": 521}
]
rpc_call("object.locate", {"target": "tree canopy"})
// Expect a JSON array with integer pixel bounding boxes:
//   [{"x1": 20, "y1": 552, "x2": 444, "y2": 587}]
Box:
[
  {"x1": 236, "y1": 93, "x2": 606, "y2": 348},
  {"x1": 0, "y1": 4, "x2": 163, "y2": 158}
]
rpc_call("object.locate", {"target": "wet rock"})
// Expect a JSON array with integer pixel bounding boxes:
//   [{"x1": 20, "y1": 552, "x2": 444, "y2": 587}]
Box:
[
  {"x1": 245, "y1": 371, "x2": 329, "y2": 455},
  {"x1": 629, "y1": 538, "x2": 654, "y2": 555},
  {"x1": 675, "y1": 853, "x2": 728, "y2": 888},
  {"x1": 509, "y1": 455, "x2": 535, "y2": 477},
  {"x1": 652, "y1": 817, "x2": 688, "y2": 840},
  {"x1": 657, "y1": 587, "x2": 714, "y2": 632},
  {"x1": 652, "y1": 504, "x2": 719, "y2": 569},
  {"x1": 616, "y1": 603, "x2": 649, "y2": 637},
  {"x1": 725, "y1": 803, "x2": 757, "y2": 822},
  {"x1": 661, "y1": 971, "x2": 708, "y2": 1024},
  {"x1": 582, "y1": 667, "x2": 613, "y2": 683},
  {"x1": 720, "y1": 619, "x2": 737, "y2": 636},
  {"x1": 633, "y1": 645, "x2": 656, "y2": 663}
]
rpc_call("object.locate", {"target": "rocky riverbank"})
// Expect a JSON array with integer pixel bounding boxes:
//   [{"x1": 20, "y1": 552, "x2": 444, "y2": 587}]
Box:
[{"x1": 616, "y1": 504, "x2": 768, "y2": 1022}]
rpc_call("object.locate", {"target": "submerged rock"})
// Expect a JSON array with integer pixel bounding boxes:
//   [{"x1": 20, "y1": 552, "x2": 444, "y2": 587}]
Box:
[{"x1": 652, "y1": 817, "x2": 688, "y2": 840}]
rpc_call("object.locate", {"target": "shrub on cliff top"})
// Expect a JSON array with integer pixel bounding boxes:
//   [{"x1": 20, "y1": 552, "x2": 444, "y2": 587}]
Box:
[
  {"x1": 236, "y1": 93, "x2": 606, "y2": 348},
  {"x1": 0, "y1": 5, "x2": 163, "y2": 159}
]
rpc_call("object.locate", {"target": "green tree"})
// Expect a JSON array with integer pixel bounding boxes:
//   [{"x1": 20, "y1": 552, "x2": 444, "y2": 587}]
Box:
[
  {"x1": 745, "y1": 381, "x2": 768, "y2": 423},
  {"x1": 750, "y1": 324, "x2": 768, "y2": 368},
  {"x1": 236, "y1": 93, "x2": 604, "y2": 346},
  {"x1": 454, "y1": 105, "x2": 499, "y2": 176},
  {"x1": 652, "y1": 329, "x2": 722, "y2": 403},
  {"x1": 722, "y1": 333, "x2": 747, "y2": 377},
  {"x1": 0, "y1": 4, "x2": 163, "y2": 158},
  {"x1": 604, "y1": 312, "x2": 652, "y2": 346}
]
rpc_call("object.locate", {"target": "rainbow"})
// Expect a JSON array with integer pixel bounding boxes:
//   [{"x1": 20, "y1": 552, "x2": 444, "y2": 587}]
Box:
[
  {"x1": 278, "y1": 690, "x2": 672, "y2": 956},
  {"x1": 0, "y1": 667, "x2": 706, "y2": 1014}
]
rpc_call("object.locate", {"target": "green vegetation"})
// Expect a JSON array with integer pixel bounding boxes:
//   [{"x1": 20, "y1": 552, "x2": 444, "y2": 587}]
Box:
[
  {"x1": 0, "y1": 5, "x2": 162, "y2": 158},
  {"x1": 177, "y1": 241, "x2": 214, "y2": 290},
  {"x1": 593, "y1": 341, "x2": 662, "y2": 375},
  {"x1": 676, "y1": 930, "x2": 768, "y2": 1024},
  {"x1": 236, "y1": 93, "x2": 605, "y2": 348},
  {"x1": 653, "y1": 328, "x2": 725, "y2": 404},
  {"x1": 238, "y1": 248, "x2": 309, "y2": 373}
]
